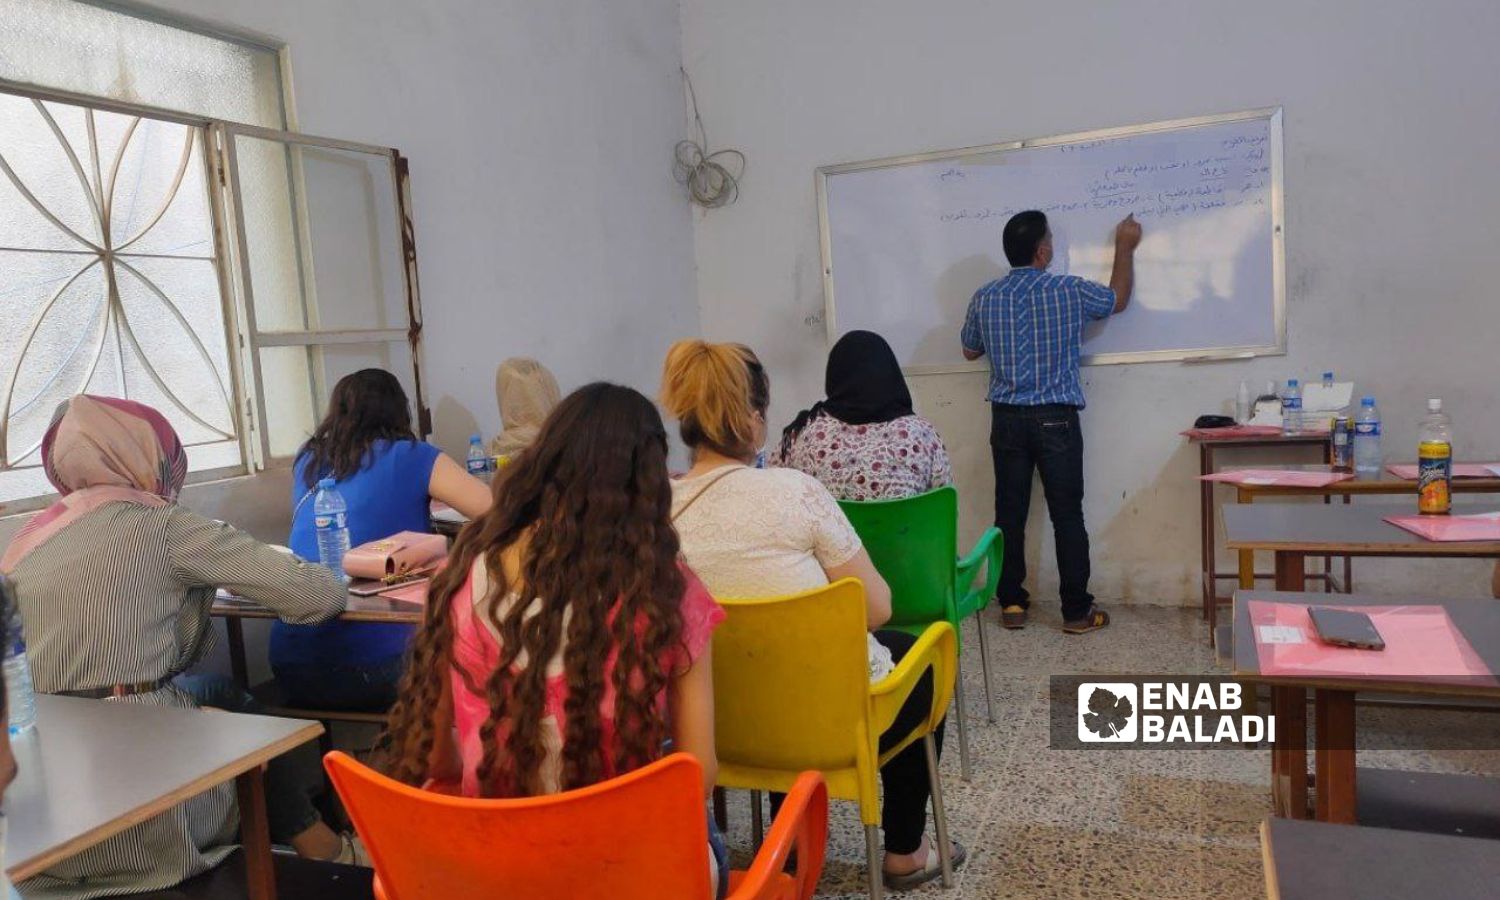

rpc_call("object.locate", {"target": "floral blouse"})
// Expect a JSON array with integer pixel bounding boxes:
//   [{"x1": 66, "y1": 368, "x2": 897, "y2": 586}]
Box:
[{"x1": 776, "y1": 412, "x2": 953, "y2": 502}]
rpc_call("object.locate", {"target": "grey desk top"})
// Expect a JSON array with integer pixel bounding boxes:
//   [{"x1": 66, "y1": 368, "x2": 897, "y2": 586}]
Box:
[{"x1": 5, "y1": 694, "x2": 321, "y2": 881}]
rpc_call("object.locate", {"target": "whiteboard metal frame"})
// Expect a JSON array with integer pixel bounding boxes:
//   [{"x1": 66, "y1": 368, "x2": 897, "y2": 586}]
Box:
[{"x1": 815, "y1": 107, "x2": 1286, "y2": 375}]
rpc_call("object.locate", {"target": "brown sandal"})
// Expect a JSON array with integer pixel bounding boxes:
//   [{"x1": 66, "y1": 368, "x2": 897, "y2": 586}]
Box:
[
  {"x1": 1000, "y1": 605, "x2": 1028, "y2": 629},
  {"x1": 1063, "y1": 607, "x2": 1110, "y2": 634}
]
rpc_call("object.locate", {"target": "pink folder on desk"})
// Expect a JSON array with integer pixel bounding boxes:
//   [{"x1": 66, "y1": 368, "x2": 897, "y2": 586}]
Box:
[
  {"x1": 1386, "y1": 463, "x2": 1500, "y2": 480},
  {"x1": 1385, "y1": 512, "x2": 1500, "y2": 541},
  {"x1": 1199, "y1": 469, "x2": 1353, "y2": 487},
  {"x1": 1247, "y1": 600, "x2": 1493, "y2": 683},
  {"x1": 1180, "y1": 425, "x2": 1285, "y2": 440}
]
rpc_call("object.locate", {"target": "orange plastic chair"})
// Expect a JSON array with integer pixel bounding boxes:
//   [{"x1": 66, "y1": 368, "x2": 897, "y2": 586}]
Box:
[{"x1": 324, "y1": 750, "x2": 828, "y2": 900}]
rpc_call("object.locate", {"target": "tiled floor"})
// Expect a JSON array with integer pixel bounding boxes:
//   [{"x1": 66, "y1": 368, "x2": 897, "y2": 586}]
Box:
[{"x1": 718, "y1": 605, "x2": 1500, "y2": 899}]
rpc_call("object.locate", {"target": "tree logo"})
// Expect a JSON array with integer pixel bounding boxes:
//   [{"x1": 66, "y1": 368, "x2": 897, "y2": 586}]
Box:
[{"x1": 1077, "y1": 683, "x2": 1138, "y2": 742}]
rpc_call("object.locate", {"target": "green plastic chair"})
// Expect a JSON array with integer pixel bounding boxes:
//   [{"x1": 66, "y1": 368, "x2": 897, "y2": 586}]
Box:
[{"x1": 839, "y1": 486, "x2": 1002, "y2": 781}]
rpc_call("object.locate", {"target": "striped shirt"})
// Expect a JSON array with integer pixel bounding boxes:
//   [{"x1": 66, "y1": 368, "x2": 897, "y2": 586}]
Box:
[
  {"x1": 960, "y1": 267, "x2": 1116, "y2": 407},
  {"x1": 7, "y1": 503, "x2": 345, "y2": 899}
]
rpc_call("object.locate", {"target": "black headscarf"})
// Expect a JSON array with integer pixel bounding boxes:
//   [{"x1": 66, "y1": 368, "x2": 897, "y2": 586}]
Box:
[{"x1": 780, "y1": 330, "x2": 914, "y2": 456}]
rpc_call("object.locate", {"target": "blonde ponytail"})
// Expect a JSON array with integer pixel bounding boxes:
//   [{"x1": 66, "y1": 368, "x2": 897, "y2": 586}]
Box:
[{"x1": 660, "y1": 339, "x2": 768, "y2": 459}]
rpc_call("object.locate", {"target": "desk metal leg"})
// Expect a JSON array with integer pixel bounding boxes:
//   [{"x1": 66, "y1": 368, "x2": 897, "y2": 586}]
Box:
[
  {"x1": 226, "y1": 618, "x2": 249, "y2": 689},
  {"x1": 235, "y1": 765, "x2": 277, "y2": 900},
  {"x1": 1271, "y1": 686, "x2": 1308, "y2": 819},
  {"x1": 712, "y1": 786, "x2": 728, "y2": 832},
  {"x1": 1314, "y1": 689, "x2": 1357, "y2": 824},
  {"x1": 1200, "y1": 444, "x2": 1215, "y2": 621},
  {"x1": 1237, "y1": 490, "x2": 1255, "y2": 591},
  {"x1": 1274, "y1": 551, "x2": 1307, "y2": 592}
]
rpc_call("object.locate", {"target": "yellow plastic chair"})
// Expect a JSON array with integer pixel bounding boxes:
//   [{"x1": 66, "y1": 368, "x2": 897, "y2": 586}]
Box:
[{"x1": 713, "y1": 579, "x2": 959, "y2": 900}]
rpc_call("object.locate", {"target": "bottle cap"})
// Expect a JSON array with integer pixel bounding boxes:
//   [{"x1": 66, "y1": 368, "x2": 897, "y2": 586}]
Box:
[
  {"x1": 1361, "y1": 396, "x2": 1375, "y2": 406},
  {"x1": 1287, "y1": 378, "x2": 1299, "y2": 387},
  {"x1": 1323, "y1": 371, "x2": 1334, "y2": 379},
  {"x1": 1428, "y1": 399, "x2": 1442, "y2": 411},
  {"x1": 318, "y1": 477, "x2": 335, "y2": 489},
  {"x1": 470, "y1": 434, "x2": 482, "y2": 442}
]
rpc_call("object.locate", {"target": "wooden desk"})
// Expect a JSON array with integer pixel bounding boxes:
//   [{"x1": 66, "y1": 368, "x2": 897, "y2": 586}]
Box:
[
  {"x1": 1186, "y1": 431, "x2": 1330, "y2": 635},
  {"x1": 1233, "y1": 591, "x2": 1500, "y2": 825},
  {"x1": 1261, "y1": 817, "x2": 1500, "y2": 900},
  {"x1": 6, "y1": 695, "x2": 323, "y2": 899},
  {"x1": 212, "y1": 593, "x2": 423, "y2": 688},
  {"x1": 1230, "y1": 465, "x2": 1500, "y2": 598},
  {"x1": 1223, "y1": 503, "x2": 1500, "y2": 595}
]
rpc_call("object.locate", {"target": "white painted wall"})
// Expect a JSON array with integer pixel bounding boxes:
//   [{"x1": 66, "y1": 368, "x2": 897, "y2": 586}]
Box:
[{"x1": 680, "y1": 0, "x2": 1500, "y2": 605}]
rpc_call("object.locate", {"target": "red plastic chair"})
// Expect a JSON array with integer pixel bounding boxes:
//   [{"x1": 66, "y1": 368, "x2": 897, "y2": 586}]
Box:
[{"x1": 324, "y1": 751, "x2": 827, "y2": 900}]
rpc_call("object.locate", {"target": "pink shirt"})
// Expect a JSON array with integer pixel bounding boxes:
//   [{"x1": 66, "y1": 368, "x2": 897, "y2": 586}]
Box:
[{"x1": 447, "y1": 562, "x2": 723, "y2": 797}]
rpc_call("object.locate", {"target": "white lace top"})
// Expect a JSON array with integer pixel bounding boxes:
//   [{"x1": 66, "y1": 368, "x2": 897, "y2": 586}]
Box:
[{"x1": 670, "y1": 465, "x2": 894, "y2": 680}]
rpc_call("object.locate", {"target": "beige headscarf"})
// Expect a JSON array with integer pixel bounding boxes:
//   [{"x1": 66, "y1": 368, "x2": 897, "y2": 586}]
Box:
[
  {"x1": 491, "y1": 358, "x2": 561, "y2": 457},
  {"x1": 1, "y1": 395, "x2": 187, "y2": 573}
]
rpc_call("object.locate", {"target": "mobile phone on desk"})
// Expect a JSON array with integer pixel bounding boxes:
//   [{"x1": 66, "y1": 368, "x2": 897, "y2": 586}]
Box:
[{"x1": 1308, "y1": 607, "x2": 1385, "y2": 650}]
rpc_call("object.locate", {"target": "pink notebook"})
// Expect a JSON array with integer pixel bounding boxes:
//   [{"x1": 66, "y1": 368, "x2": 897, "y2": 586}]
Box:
[
  {"x1": 1247, "y1": 601, "x2": 1493, "y2": 683},
  {"x1": 379, "y1": 579, "x2": 429, "y2": 605},
  {"x1": 1200, "y1": 469, "x2": 1353, "y2": 487},
  {"x1": 1385, "y1": 512, "x2": 1500, "y2": 542},
  {"x1": 1386, "y1": 463, "x2": 1500, "y2": 480}
]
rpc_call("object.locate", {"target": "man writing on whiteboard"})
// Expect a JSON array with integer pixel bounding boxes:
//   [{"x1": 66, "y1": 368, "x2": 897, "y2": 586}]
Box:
[{"x1": 960, "y1": 210, "x2": 1141, "y2": 634}]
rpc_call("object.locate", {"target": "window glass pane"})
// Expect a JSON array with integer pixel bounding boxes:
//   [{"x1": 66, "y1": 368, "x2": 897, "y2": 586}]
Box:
[
  {"x1": 1, "y1": 96, "x2": 240, "y2": 499},
  {"x1": 230, "y1": 135, "x2": 407, "y2": 334},
  {"x1": 231, "y1": 137, "x2": 308, "y2": 332},
  {"x1": 0, "y1": 0, "x2": 285, "y2": 128},
  {"x1": 258, "y1": 341, "x2": 416, "y2": 462},
  {"x1": 258, "y1": 345, "x2": 317, "y2": 460}
]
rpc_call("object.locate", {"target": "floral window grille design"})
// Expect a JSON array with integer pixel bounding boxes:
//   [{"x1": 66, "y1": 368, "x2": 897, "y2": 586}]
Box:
[{"x1": 0, "y1": 94, "x2": 240, "y2": 504}]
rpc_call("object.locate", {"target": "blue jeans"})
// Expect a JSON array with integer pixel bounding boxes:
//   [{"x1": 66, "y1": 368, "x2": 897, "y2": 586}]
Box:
[
  {"x1": 173, "y1": 674, "x2": 323, "y2": 842},
  {"x1": 708, "y1": 810, "x2": 729, "y2": 899},
  {"x1": 272, "y1": 656, "x2": 406, "y2": 712}
]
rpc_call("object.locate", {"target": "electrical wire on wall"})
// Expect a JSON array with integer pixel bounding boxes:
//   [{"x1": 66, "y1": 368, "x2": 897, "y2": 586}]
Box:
[{"x1": 674, "y1": 67, "x2": 744, "y2": 209}]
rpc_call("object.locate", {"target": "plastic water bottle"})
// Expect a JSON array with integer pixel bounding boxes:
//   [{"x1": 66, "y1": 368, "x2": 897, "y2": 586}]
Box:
[
  {"x1": 1280, "y1": 379, "x2": 1303, "y2": 435},
  {"x1": 1417, "y1": 399, "x2": 1453, "y2": 515},
  {"x1": 1353, "y1": 397, "x2": 1382, "y2": 475},
  {"x1": 1322, "y1": 371, "x2": 1335, "y2": 390},
  {"x1": 4, "y1": 598, "x2": 36, "y2": 736},
  {"x1": 466, "y1": 435, "x2": 489, "y2": 476},
  {"x1": 1235, "y1": 380, "x2": 1252, "y2": 424},
  {"x1": 313, "y1": 478, "x2": 351, "y2": 582}
]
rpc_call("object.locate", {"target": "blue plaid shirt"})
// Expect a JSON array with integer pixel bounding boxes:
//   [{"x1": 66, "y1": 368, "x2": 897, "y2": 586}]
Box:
[{"x1": 960, "y1": 267, "x2": 1116, "y2": 407}]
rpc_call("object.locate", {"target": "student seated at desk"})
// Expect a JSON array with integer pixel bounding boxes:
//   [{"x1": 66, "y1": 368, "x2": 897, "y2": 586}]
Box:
[
  {"x1": 491, "y1": 356, "x2": 561, "y2": 460},
  {"x1": 776, "y1": 329, "x2": 952, "y2": 501},
  {"x1": 273, "y1": 369, "x2": 492, "y2": 712},
  {"x1": 381, "y1": 383, "x2": 729, "y2": 896},
  {"x1": 660, "y1": 339, "x2": 966, "y2": 888},
  {"x1": 0, "y1": 396, "x2": 358, "y2": 897}
]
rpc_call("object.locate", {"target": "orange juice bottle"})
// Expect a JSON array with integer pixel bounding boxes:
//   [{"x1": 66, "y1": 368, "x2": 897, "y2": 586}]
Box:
[{"x1": 1417, "y1": 399, "x2": 1452, "y2": 515}]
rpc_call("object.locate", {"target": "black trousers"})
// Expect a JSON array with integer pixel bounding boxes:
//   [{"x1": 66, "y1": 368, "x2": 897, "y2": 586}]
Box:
[
  {"x1": 769, "y1": 629, "x2": 945, "y2": 855},
  {"x1": 990, "y1": 403, "x2": 1095, "y2": 621}
]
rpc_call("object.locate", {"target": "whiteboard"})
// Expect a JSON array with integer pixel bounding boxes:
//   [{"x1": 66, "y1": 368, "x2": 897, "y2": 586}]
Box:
[{"x1": 817, "y1": 109, "x2": 1285, "y2": 371}]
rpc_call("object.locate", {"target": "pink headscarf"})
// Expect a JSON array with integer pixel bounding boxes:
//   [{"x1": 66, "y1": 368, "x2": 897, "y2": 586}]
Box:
[{"x1": 0, "y1": 395, "x2": 187, "y2": 573}]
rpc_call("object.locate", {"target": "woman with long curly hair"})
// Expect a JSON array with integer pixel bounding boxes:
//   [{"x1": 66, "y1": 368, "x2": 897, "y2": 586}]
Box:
[{"x1": 380, "y1": 382, "x2": 728, "y2": 894}]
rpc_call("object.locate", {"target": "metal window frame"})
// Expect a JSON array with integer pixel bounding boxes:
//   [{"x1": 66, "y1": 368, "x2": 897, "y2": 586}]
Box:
[
  {"x1": 0, "y1": 78, "x2": 429, "y2": 510},
  {"x1": 816, "y1": 106, "x2": 1287, "y2": 374},
  {"x1": 215, "y1": 122, "x2": 429, "y2": 469}
]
